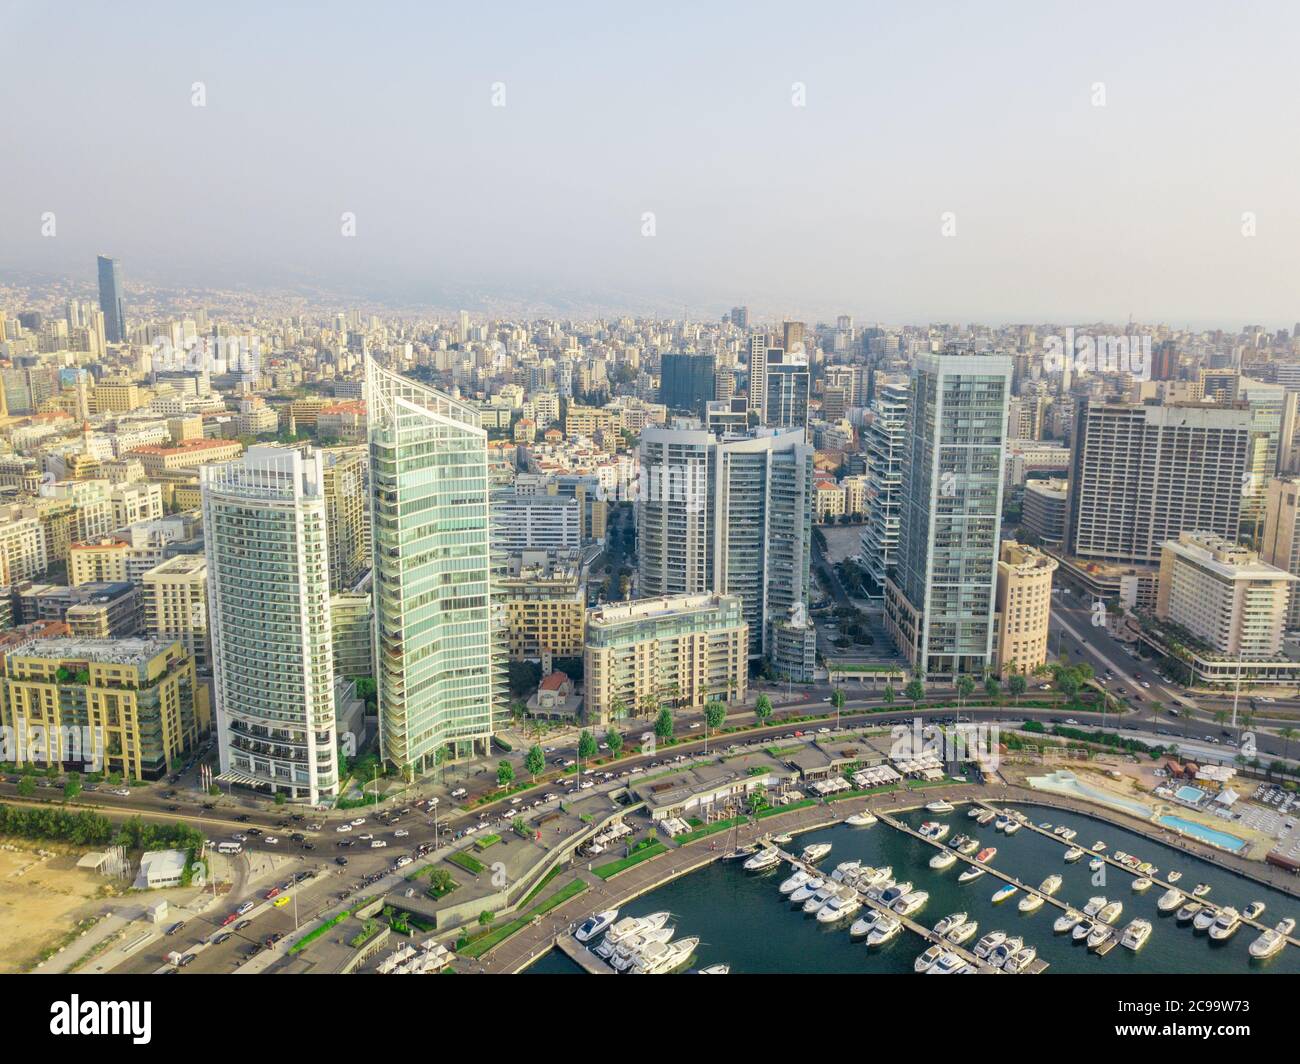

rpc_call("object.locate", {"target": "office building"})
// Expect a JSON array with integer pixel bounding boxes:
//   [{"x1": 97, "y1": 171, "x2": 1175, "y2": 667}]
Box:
[
  {"x1": 1022, "y1": 477, "x2": 1068, "y2": 547},
  {"x1": 860, "y1": 378, "x2": 908, "y2": 592},
  {"x1": 489, "y1": 491, "x2": 582, "y2": 552},
  {"x1": 96, "y1": 255, "x2": 126, "y2": 344},
  {"x1": 659, "y1": 352, "x2": 716, "y2": 416},
  {"x1": 764, "y1": 349, "x2": 810, "y2": 432},
  {"x1": 1255, "y1": 476, "x2": 1300, "y2": 631}
]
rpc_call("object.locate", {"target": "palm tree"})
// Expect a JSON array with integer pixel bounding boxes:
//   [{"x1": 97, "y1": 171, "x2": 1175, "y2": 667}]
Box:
[
  {"x1": 1280, "y1": 726, "x2": 1297, "y2": 765},
  {"x1": 956, "y1": 675, "x2": 975, "y2": 713},
  {"x1": 831, "y1": 688, "x2": 845, "y2": 731}
]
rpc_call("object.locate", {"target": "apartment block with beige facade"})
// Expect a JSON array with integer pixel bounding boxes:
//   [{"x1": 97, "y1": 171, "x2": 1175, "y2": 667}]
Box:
[
  {"x1": 1156, "y1": 531, "x2": 1296, "y2": 657},
  {"x1": 142, "y1": 555, "x2": 211, "y2": 673},
  {"x1": 993, "y1": 541, "x2": 1057, "y2": 678},
  {"x1": 499, "y1": 549, "x2": 586, "y2": 661},
  {"x1": 1260, "y1": 476, "x2": 1300, "y2": 631},
  {"x1": 583, "y1": 593, "x2": 748, "y2": 725}
]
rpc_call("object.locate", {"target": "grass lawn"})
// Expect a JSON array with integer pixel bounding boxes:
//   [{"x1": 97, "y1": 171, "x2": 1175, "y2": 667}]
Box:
[
  {"x1": 448, "y1": 851, "x2": 486, "y2": 875},
  {"x1": 456, "y1": 879, "x2": 587, "y2": 959},
  {"x1": 591, "y1": 841, "x2": 667, "y2": 880}
]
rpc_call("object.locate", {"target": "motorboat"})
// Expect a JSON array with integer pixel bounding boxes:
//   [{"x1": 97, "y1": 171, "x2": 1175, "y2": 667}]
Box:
[
  {"x1": 988, "y1": 935, "x2": 1024, "y2": 969},
  {"x1": 1097, "y1": 901, "x2": 1123, "y2": 925},
  {"x1": 865, "y1": 878, "x2": 897, "y2": 899},
  {"x1": 597, "y1": 912, "x2": 670, "y2": 955},
  {"x1": 956, "y1": 836, "x2": 979, "y2": 856},
  {"x1": 1003, "y1": 820, "x2": 1022, "y2": 835},
  {"x1": 1064, "y1": 846, "x2": 1085, "y2": 863},
  {"x1": 802, "y1": 887, "x2": 836, "y2": 914},
  {"x1": 957, "y1": 865, "x2": 987, "y2": 883},
  {"x1": 928, "y1": 950, "x2": 967, "y2": 975},
  {"x1": 817, "y1": 891, "x2": 862, "y2": 924},
  {"x1": 929, "y1": 850, "x2": 958, "y2": 870},
  {"x1": 933, "y1": 911, "x2": 969, "y2": 936},
  {"x1": 1039, "y1": 874, "x2": 1062, "y2": 896},
  {"x1": 610, "y1": 926, "x2": 676, "y2": 971},
  {"x1": 926, "y1": 799, "x2": 955, "y2": 814},
  {"x1": 1249, "y1": 918, "x2": 1295, "y2": 960},
  {"x1": 976, "y1": 847, "x2": 998, "y2": 863},
  {"x1": 1176, "y1": 901, "x2": 1203, "y2": 923},
  {"x1": 947, "y1": 919, "x2": 978, "y2": 945},
  {"x1": 1087, "y1": 923, "x2": 1114, "y2": 950},
  {"x1": 1167, "y1": 870, "x2": 1182, "y2": 883},
  {"x1": 1208, "y1": 907, "x2": 1241, "y2": 941},
  {"x1": 994, "y1": 815, "x2": 1010, "y2": 832},
  {"x1": 788, "y1": 878, "x2": 825, "y2": 904},
  {"x1": 830, "y1": 860, "x2": 862, "y2": 882},
  {"x1": 893, "y1": 890, "x2": 930, "y2": 916},
  {"x1": 1053, "y1": 825, "x2": 1068, "y2": 836},
  {"x1": 1038, "y1": 822, "x2": 1053, "y2": 831},
  {"x1": 697, "y1": 964, "x2": 730, "y2": 974},
  {"x1": 849, "y1": 910, "x2": 881, "y2": 938},
  {"x1": 914, "y1": 944, "x2": 946, "y2": 972},
  {"x1": 866, "y1": 913, "x2": 902, "y2": 946},
  {"x1": 973, "y1": 930, "x2": 1007, "y2": 959},
  {"x1": 1018, "y1": 892, "x2": 1045, "y2": 913},
  {"x1": 991, "y1": 883, "x2": 1019, "y2": 904},
  {"x1": 1192, "y1": 906, "x2": 1218, "y2": 932},
  {"x1": 1092, "y1": 841, "x2": 1107, "y2": 852},
  {"x1": 575, "y1": 909, "x2": 618, "y2": 943},
  {"x1": 801, "y1": 843, "x2": 832, "y2": 863},
  {"x1": 743, "y1": 848, "x2": 780, "y2": 871},
  {"x1": 968, "y1": 806, "x2": 984, "y2": 819},
  {"x1": 1132, "y1": 878, "x2": 1153, "y2": 893},
  {"x1": 630, "y1": 935, "x2": 698, "y2": 975},
  {"x1": 1005, "y1": 945, "x2": 1037, "y2": 973},
  {"x1": 1083, "y1": 896, "x2": 1107, "y2": 917},
  {"x1": 1121, "y1": 919, "x2": 1152, "y2": 951},
  {"x1": 1053, "y1": 909, "x2": 1083, "y2": 933},
  {"x1": 1072, "y1": 918, "x2": 1095, "y2": 942},
  {"x1": 845, "y1": 811, "x2": 878, "y2": 827},
  {"x1": 1088, "y1": 858, "x2": 1105, "y2": 872},
  {"x1": 920, "y1": 821, "x2": 950, "y2": 841},
  {"x1": 779, "y1": 869, "x2": 811, "y2": 895},
  {"x1": 1193, "y1": 883, "x2": 1212, "y2": 897},
  {"x1": 878, "y1": 882, "x2": 913, "y2": 907},
  {"x1": 1157, "y1": 888, "x2": 1185, "y2": 913},
  {"x1": 1244, "y1": 901, "x2": 1266, "y2": 921},
  {"x1": 859, "y1": 865, "x2": 893, "y2": 887},
  {"x1": 1060, "y1": 828, "x2": 1078, "y2": 841},
  {"x1": 976, "y1": 809, "x2": 996, "y2": 825},
  {"x1": 771, "y1": 834, "x2": 793, "y2": 845}
]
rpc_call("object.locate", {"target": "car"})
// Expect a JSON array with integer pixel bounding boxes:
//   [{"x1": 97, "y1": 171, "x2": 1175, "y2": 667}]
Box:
[
  {"x1": 336, "y1": 824, "x2": 352, "y2": 833},
  {"x1": 1065, "y1": 718, "x2": 1079, "y2": 725},
  {"x1": 167, "y1": 804, "x2": 180, "y2": 811},
  {"x1": 202, "y1": 802, "x2": 216, "y2": 810},
  {"x1": 293, "y1": 871, "x2": 313, "y2": 883},
  {"x1": 290, "y1": 833, "x2": 305, "y2": 842},
  {"x1": 336, "y1": 856, "x2": 349, "y2": 866},
  {"x1": 246, "y1": 827, "x2": 263, "y2": 836},
  {"x1": 234, "y1": 919, "x2": 252, "y2": 932},
  {"x1": 273, "y1": 895, "x2": 291, "y2": 908},
  {"x1": 688, "y1": 722, "x2": 701, "y2": 729},
  {"x1": 302, "y1": 842, "x2": 315, "y2": 851},
  {"x1": 237, "y1": 900, "x2": 255, "y2": 915},
  {"x1": 264, "y1": 836, "x2": 279, "y2": 845},
  {"x1": 395, "y1": 856, "x2": 413, "y2": 868},
  {"x1": 394, "y1": 829, "x2": 409, "y2": 837},
  {"x1": 212, "y1": 932, "x2": 233, "y2": 945},
  {"x1": 450, "y1": 788, "x2": 467, "y2": 799},
  {"x1": 236, "y1": 814, "x2": 251, "y2": 823},
  {"x1": 371, "y1": 840, "x2": 387, "y2": 848},
  {"x1": 337, "y1": 839, "x2": 354, "y2": 849},
  {"x1": 1140, "y1": 681, "x2": 1151, "y2": 689},
  {"x1": 265, "y1": 932, "x2": 284, "y2": 947},
  {"x1": 350, "y1": 818, "x2": 367, "y2": 826},
  {"x1": 164, "y1": 921, "x2": 185, "y2": 936},
  {"x1": 221, "y1": 912, "x2": 239, "y2": 926},
  {"x1": 232, "y1": 833, "x2": 248, "y2": 842},
  {"x1": 177, "y1": 953, "x2": 197, "y2": 967}
]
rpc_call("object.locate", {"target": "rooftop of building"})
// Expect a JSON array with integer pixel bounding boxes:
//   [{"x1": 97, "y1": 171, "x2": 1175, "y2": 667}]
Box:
[
  {"x1": 1163, "y1": 531, "x2": 1299, "y2": 582},
  {"x1": 9, "y1": 636, "x2": 176, "y2": 666}
]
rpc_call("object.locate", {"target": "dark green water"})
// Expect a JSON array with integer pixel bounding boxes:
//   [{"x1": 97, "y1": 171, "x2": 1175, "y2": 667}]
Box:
[{"x1": 527, "y1": 802, "x2": 1300, "y2": 974}]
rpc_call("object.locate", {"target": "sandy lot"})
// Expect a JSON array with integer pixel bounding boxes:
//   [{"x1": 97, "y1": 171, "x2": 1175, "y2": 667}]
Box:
[{"x1": 0, "y1": 844, "x2": 110, "y2": 972}]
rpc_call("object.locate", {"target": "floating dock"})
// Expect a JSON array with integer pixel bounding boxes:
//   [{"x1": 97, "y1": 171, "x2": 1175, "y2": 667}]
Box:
[{"x1": 556, "y1": 935, "x2": 615, "y2": 974}]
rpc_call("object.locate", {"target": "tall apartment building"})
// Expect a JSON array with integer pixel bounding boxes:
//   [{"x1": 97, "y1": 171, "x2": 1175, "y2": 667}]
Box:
[
  {"x1": 141, "y1": 555, "x2": 210, "y2": 674},
  {"x1": 638, "y1": 426, "x2": 814, "y2": 662},
  {"x1": 659, "y1": 352, "x2": 716, "y2": 415},
  {"x1": 1063, "y1": 401, "x2": 1252, "y2": 569},
  {"x1": 993, "y1": 541, "x2": 1057, "y2": 678},
  {"x1": 1022, "y1": 477, "x2": 1068, "y2": 547},
  {"x1": 1156, "y1": 532, "x2": 1296, "y2": 658},
  {"x1": 202, "y1": 446, "x2": 339, "y2": 804},
  {"x1": 96, "y1": 255, "x2": 126, "y2": 344},
  {"x1": 367, "y1": 357, "x2": 501, "y2": 775},
  {"x1": 489, "y1": 491, "x2": 582, "y2": 552},
  {"x1": 860, "y1": 377, "x2": 908, "y2": 592},
  {"x1": 745, "y1": 336, "x2": 768, "y2": 419},
  {"x1": 321, "y1": 446, "x2": 370, "y2": 592},
  {"x1": 885, "y1": 353, "x2": 1011, "y2": 677},
  {"x1": 0, "y1": 505, "x2": 48, "y2": 584},
  {"x1": 583, "y1": 593, "x2": 748, "y2": 723},
  {"x1": 1256, "y1": 475, "x2": 1300, "y2": 631},
  {"x1": 764, "y1": 349, "x2": 810, "y2": 432},
  {"x1": 329, "y1": 591, "x2": 374, "y2": 680},
  {"x1": 499, "y1": 549, "x2": 586, "y2": 661}
]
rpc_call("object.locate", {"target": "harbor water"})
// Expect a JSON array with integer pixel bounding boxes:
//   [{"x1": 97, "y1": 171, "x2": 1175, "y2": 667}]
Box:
[{"x1": 527, "y1": 802, "x2": 1300, "y2": 974}]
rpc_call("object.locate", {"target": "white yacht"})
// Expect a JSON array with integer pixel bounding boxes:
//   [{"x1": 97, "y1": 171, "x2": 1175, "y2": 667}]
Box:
[
  {"x1": 610, "y1": 926, "x2": 676, "y2": 971},
  {"x1": 623, "y1": 937, "x2": 672, "y2": 973},
  {"x1": 929, "y1": 850, "x2": 958, "y2": 870},
  {"x1": 802, "y1": 887, "x2": 836, "y2": 914},
  {"x1": 1208, "y1": 907, "x2": 1242, "y2": 941},
  {"x1": 973, "y1": 930, "x2": 1007, "y2": 959},
  {"x1": 1121, "y1": 919, "x2": 1152, "y2": 951},
  {"x1": 1003, "y1": 820, "x2": 1022, "y2": 835},
  {"x1": 1064, "y1": 846, "x2": 1085, "y2": 863},
  {"x1": 1167, "y1": 870, "x2": 1183, "y2": 883},
  {"x1": 956, "y1": 836, "x2": 980, "y2": 856},
  {"x1": 1092, "y1": 841, "x2": 1107, "y2": 852},
  {"x1": 845, "y1": 810, "x2": 878, "y2": 827},
  {"x1": 878, "y1": 882, "x2": 913, "y2": 907},
  {"x1": 933, "y1": 912, "x2": 969, "y2": 936},
  {"x1": 630, "y1": 935, "x2": 698, "y2": 975},
  {"x1": 817, "y1": 891, "x2": 862, "y2": 924},
  {"x1": 988, "y1": 935, "x2": 1024, "y2": 969},
  {"x1": 914, "y1": 944, "x2": 946, "y2": 972},
  {"x1": 976, "y1": 809, "x2": 997, "y2": 825},
  {"x1": 994, "y1": 815, "x2": 1010, "y2": 832},
  {"x1": 1005, "y1": 945, "x2": 1038, "y2": 973},
  {"x1": 1192, "y1": 906, "x2": 1218, "y2": 932},
  {"x1": 1244, "y1": 901, "x2": 1266, "y2": 921},
  {"x1": 947, "y1": 919, "x2": 978, "y2": 945},
  {"x1": 771, "y1": 833, "x2": 793, "y2": 845},
  {"x1": 1157, "y1": 888, "x2": 1185, "y2": 913},
  {"x1": 1249, "y1": 918, "x2": 1295, "y2": 960},
  {"x1": 1097, "y1": 900, "x2": 1123, "y2": 925},
  {"x1": 849, "y1": 910, "x2": 881, "y2": 938},
  {"x1": 926, "y1": 799, "x2": 955, "y2": 814},
  {"x1": 575, "y1": 909, "x2": 618, "y2": 943},
  {"x1": 830, "y1": 860, "x2": 862, "y2": 882},
  {"x1": 1088, "y1": 858, "x2": 1105, "y2": 872},
  {"x1": 1072, "y1": 918, "x2": 1095, "y2": 942},
  {"x1": 697, "y1": 963, "x2": 730, "y2": 974},
  {"x1": 1193, "y1": 883, "x2": 1212, "y2": 897},
  {"x1": 788, "y1": 877, "x2": 826, "y2": 904},
  {"x1": 957, "y1": 865, "x2": 987, "y2": 883},
  {"x1": 1060, "y1": 828, "x2": 1078, "y2": 841},
  {"x1": 1039, "y1": 874, "x2": 1063, "y2": 896},
  {"x1": 1132, "y1": 878, "x2": 1153, "y2": 893},
  {"x1": 867, "y1": 913, "x2": 903, "y2": 946},
  {"x1": 1176, "y1": 900, "x2": 1203, "y2": 923},
  {"x1": 968, "y1": 806, "x2": 985, "y2": 819},
  {"x1": 779, "y1": 869, "x2": 811, "y2": 895},
  {"x1": 928, "y1": 950, "x2": 967, "y2": 974},
  {"x1": 1053, "y1": 909, "x2": 1082, "y2": 933},
  {"x1": 743, "y1": 848, "x2": 780, "y2": 871},
  {"x1": 991, "y1": 883, "x2": 1019, "y2": 904},
  {"x1": 859, "y1": 865, "x2": 893, "y2": 888},
  {"x1": 1087, "y1": 923, "x2": 1114, "y2": 950},
  {"x1": 801, "y1": 842, "x2": 832, "y2": 863},
  {"x1": 1018, "y1": 892, "x2": 1045, "y2": 913},
  {"x1": 597, "y1": 912, "x2": 670, "y2": 955},
  {"x1": 1083, "y1": 896, "x2": 1107, "y2": 917},
  {"x1": 893, "y1": 890, "x2": 930, "y2": 916}
]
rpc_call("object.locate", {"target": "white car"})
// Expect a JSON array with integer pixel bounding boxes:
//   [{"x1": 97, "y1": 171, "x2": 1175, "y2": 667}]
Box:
[
  {"x1": 450, "y1": 788, "x2": 468, "y2": 799},
  {"x1": 264, "y1": 836, "x2": 279, "y2": 845},
  {"x1": 335, "y1": 824, "x2": 352, "y2": 833},
  {"x1": 350, "y1": 818, "x2": 367, "y2": 826},
  {"x1": 393, "y1": 829, "x2": 409, "y2": 838},
  {"x1": 395, "y1": 856, "x2": 412, "y2": 868},
  {"x1": 1140, "y1": 681, "x2": 1150, "y2": 689},
  {"x1": 371, "y1": 840, "x2": 387, "y2": 848},
  {"x1": 358, "y1": 833, "x2": 374, "y2": 841}
]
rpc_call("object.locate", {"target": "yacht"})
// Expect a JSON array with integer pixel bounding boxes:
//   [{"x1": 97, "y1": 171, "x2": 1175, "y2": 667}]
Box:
[
  {"x1": 947, "y1": 919, "x2": 978, "y2": 945},
  {"x1": 697, "y1": 963, "x2": 730, "y2": 974},
  {"x1": 1167, "y1": 870, "x2": 1183, "y2": 883},
  {"x1": 779, "y1": 869, "x2": 811, "y2": 895},
  {"x1": 1193, "y1": 883, "x2": 1212, "y2": 897},
  {"x1": 920, "y1": 821, "x2": 950, "y2": 841},
  {"x1": 1003, "y1": 820, "x2": 1022, "y2": 835},
  {"x1": 1092, "y1": 841, "x2": 1107, "y2": 852},
  {"x1": 956, "y1": 836, "x2": 980, "y2": 856},
  {"x1": 1060, "y1": 828, "x2": 1078, "y2": 841},
  {"x1": 788, "y1": 877, "x2": 825, "y2": 904},
  {"x1": 893, "y1": 890, "x2": 930, "y2": 916},
  {"x1": 928, "y1": 951, "x2": 967, "y2": 975},
  {"x1": 1005, "y1": 945, "x2": 1038, "y2": 974},
  {"x1": 994, "y1": 815, "x2": 1010, "y2": 832},
  {"x1": 988, "y1": 935, "x2": 1024, "y2": 969},
  {"x1": 1039, "y1": 874, "x2": 1062, "y2": 896},
  {"x1": 1083, "y1": 896, "x2": 1107, "y2": 917},
  {"x1": 575, "y1": 909, "x2": 618, "y2": 943},
  {"x1": 1072, "y1": 918, "x2": 1095, "y2": 942},
  {"x1": 976, "y1": 846, "x2": 998, "y2": 863},
  {"x1": 878, "y1": 882, "x2": 913, "y2": 907},
  {"x1": 1208, "y1": 907, "x2": 1242, "y2": 941},
  {"x1": 624, "y1": 938, "x2": 673, "y2": 974},
  {"x1": 1053, "y1": 909, "x2": 1083, "y2": 933},
  {"x1": 934, "y1": 911, "x2": 969, "y2": 936},
  {"x1": 849, "y1": 910, "x2": 881, "y2": 938},
  {"x1": 973, "y1": 930, "x2": 1007, "y2": 959},
  {"x1": 1176, "y1": 900, "x2": 1203, "y2": 923},
  {"x1": 743, "y1": 848, "x2": 780, "y2": 871},
  {"x1": 1088, "y1": 858, "x2": 1105, "y2": 872},
  {"x1": 631, "y1": 936, "x2": 698, "y2": 975},
  {"x1": 1097, "y1": 901, "x2": 1123, "y2": 925},
  {"x1": 1053, "y1": 825, "x2": 1068, "y2": 836},
  {"x1": 817, "y1": 891, "x2": 862, "y2": 924},
  {"x1": 610, "y1": 926, "x2": 676, "y2": 971},
  {"x1": 1193, "y1": 906, "x2": 1218, "y2": 932},
  {"x1": 802, "y1": 887, "x2": 836, "y2": 914},
  {"x1": 866, "y1": 913, "x2": 903, "y2": 946},
  {"x1": 957, "y1": 865, "x2": 987, "y2": 883},
  {"x1": 976, "y1": 809, "x2": 996, "y2": 825},
  {"x1": 1064, "y1": 846, "x2": 1085, "y2": 863},
  {"x1": 1087, "y1": 923, "x2": 1114, "y2": 950},
  {"x1": 929, "y1": 850, "x2": 958, "y2": 871},
  {"x1": 1132, "y1": 878, "x2": 1153, "y2": 893},
  {"x1": 845, "y1": 810, "x2": 878, "y2": 827},
  {"x1": 598, "y1": 912, "x2": 670, "y2": 955},
  {"x1": 1244, "y1": 901, "x2": 1266, "y2": 921},
  {"x1": 1157, "y1": 888, "x2": 1186, "y2": 914},
  {"x1": 1018, "y1": 892, "x2": 1045, "y2": 913},
  {"x1": 1121, "y1": 919, "x2": 1153, "y2": 951},
  {"x1": 860, "y1": 865, "x2": 893, "y2": 888},
  {"x1": 914, "y1": 944, "x2": 946, "y2": 972},
  {"x1": 830, "y1": 860, "x2": 862, "y2": 882},
  {"x1": 1249, "y1": 918, "x2": 1295, "y2": 960},
  {"x1": 801, "y1": 843, "x2": 832, "y2": 863},
  {"x1": 926, "y1": 799, "x2": 955, "y2": 814},
  {"x1": 991, "y1": 883, "x2": 1019, "y2": 904},
  {"x1": 968, "y1": 806, "x2": 985, "y2": 819},
  {"x1": 771, "y1": 834, "x2": 793, "y2": 845}
]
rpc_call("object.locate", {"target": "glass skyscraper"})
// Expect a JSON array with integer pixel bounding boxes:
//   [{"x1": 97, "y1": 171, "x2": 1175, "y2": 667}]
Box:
[
  {"x1": 96, "y1": 255, "x2": 125, "y2": 344},
  {"x1": 367, "y1": 357, "x2": 501, "y2": 776}
]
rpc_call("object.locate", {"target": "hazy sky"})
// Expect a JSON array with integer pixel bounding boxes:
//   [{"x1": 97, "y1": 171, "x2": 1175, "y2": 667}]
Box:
[{"x1": 4, "y1": 0, "x2": 1300, "y2": 325}]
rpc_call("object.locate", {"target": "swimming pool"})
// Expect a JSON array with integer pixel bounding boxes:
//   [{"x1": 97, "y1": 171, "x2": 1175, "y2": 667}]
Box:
[
  {"x1": 1156, "y1": 814, "x2": 1248, "y2": 853},
  {"x1": 1175, "y1": 785, "x2": 1207, "y2": 804}
]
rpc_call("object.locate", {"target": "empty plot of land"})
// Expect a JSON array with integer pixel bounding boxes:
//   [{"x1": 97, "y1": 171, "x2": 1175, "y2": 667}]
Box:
[{"x1": 0, "y1": 846, "x2": 106, "y2": 972}]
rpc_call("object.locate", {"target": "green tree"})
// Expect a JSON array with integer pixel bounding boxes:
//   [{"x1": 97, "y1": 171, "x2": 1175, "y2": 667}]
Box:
[
  {"x1": 16, "y1": 776, "x2": 35, "y2": 798},
  {"x1": 605, "y1": 728, "x2": 623, "y2": 760},
  {"x1": 63, "y1": 776, "x2": 82, "y2": 801},
  {"x1": 904, "y1": 678, "x2": 925, "y2": 710},
  {"x1": 755, "y1": 693, "x2": 773, "y2": 725},
  {"x1": 830, "y1": 688, "x2": 846, "y2": 730},
  {"x1": 655, "y1": 707, "x2": 674, "y2": 741},
  {"x1": 496, "y1": 760, "x2": 515, "y2": 789},
  {"x1": 1008, "y1": 673, "x2": 1026, "y2": 704},
  {"x1": 882, "y1": 683, "x2": 895, "y2": 705},
  {"x1": 525, "y1": 745, "x2": 545, "y2": 782},
  {"x1": 956, "y1": 675, "x2": 975, "y2": 710},
  {"x1": 610, "y1": 696, "x2": 627, "y2": 721},
  {"x1": 578, "y1": 730, "x2": 598, "y2": 762},
  {"x1": 984, "y1": 676, "x2": 1001, "y2": 701},
  {"x1": 478, "y1": 910, "x2": 495, "y2": 926},
  {"x1": 1280, "y1": 726, "x2": 1297, "y2": 763}
]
